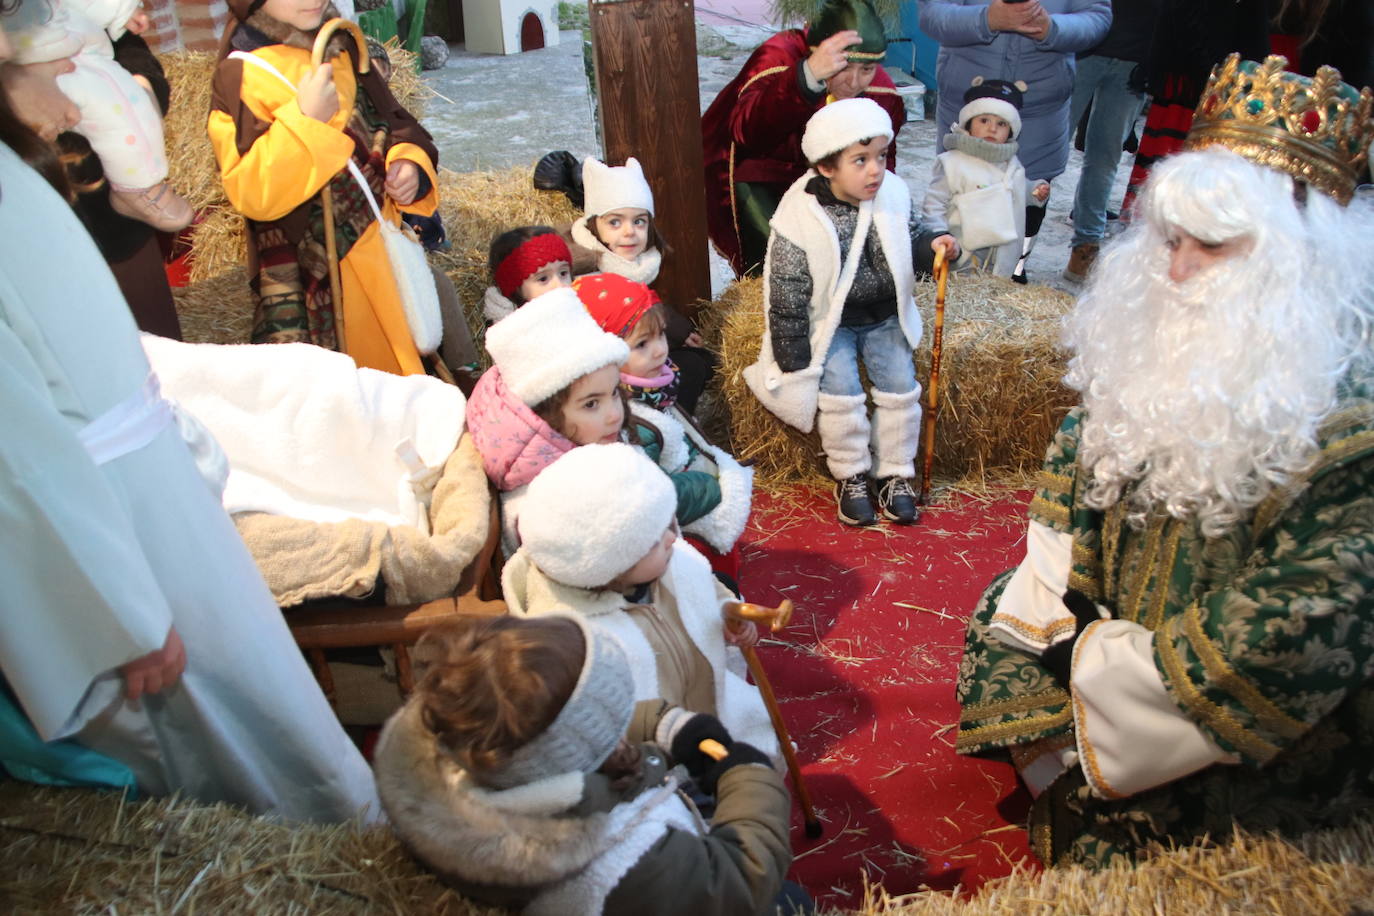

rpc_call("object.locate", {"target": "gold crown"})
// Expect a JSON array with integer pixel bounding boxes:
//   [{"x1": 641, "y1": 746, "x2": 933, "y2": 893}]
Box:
[{"x1": 1184, "y1": 54, "x2": 1374, "y2": 205}]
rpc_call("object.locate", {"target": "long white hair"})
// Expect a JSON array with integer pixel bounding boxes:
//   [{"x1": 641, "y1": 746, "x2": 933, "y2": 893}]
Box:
[{"x1": 1062, "y1": 149, "x2": 1374, "y2": 536}]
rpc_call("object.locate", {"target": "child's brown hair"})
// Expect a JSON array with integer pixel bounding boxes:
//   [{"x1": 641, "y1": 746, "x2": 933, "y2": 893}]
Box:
[
  {"x1": 811, "y1": 136, "x2": 879, "y2": 172},
  {"x1": 416, "y1": 616, "x2": 584, "y2": 777}
]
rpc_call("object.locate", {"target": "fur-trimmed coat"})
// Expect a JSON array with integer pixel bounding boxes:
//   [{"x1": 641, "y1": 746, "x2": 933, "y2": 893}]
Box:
[
  {"x1": 501, "y1": 540, "x2": 778, "y2": 759},
  {"x1": 374, "y1": 698, "x2": 793, "y2": 915}
]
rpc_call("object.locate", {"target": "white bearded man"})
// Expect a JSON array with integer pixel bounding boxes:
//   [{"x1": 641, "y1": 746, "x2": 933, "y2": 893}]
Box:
[{"x1": 954, "y1": 54, "x2": 1374, "y2": 868}]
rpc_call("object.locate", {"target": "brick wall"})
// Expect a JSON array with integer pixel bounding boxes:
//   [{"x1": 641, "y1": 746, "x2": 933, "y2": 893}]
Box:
[{"x1": 142, "y1": 0, "x2": 232, "y2": 53}]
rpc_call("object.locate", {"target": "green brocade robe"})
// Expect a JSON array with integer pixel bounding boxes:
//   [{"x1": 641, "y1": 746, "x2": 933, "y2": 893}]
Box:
[{"x1": 957, "y1": 388, "x2": 1374, "y2": 867}]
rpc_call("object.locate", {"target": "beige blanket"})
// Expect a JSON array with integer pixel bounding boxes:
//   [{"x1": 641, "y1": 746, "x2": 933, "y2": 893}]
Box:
[{"x1": 236, "y1": 436, "x2": 491, "y2": 607}]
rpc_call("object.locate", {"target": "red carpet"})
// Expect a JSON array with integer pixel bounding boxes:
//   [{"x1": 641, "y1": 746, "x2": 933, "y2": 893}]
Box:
[{"x1": 739, "y1": 487, "x2": 1040, "y2": 907}]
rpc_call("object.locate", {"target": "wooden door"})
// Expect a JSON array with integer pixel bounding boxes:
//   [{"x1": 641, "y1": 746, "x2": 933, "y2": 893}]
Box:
[{"x1": 589, "y1": 0, "x2": 711, "y2": 313}]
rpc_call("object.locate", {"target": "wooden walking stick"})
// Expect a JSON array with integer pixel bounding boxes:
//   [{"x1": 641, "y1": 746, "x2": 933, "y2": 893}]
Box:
[
  {"x1": 312, "y1": 18, "x2": 369, "y2": 354},
  {"x1": 918, "y1": 246, "x2": 950, "y2": 504},
  {"x1": 719, "y1": 599, "x2": 823, "y2": 838}
]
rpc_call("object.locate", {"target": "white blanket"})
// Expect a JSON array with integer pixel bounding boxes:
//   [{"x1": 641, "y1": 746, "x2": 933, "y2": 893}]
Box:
[{"x1": 142, "y1": 337, "x2": 464, "y2": 530}]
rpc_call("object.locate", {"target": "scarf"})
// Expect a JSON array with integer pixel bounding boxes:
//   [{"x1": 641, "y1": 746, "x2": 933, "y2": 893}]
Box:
[
  {"x1": 570, "y1": 219, "x2": 663, "y2": 285},
  {"x1": 621, "y1": 360, "x2": 679, "y2": 412}
]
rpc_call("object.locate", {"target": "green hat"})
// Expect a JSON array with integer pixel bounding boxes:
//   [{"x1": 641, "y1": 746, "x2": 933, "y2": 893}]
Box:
[{"x1": 808, "y1": 0, "x2": 887, "y2": 63}]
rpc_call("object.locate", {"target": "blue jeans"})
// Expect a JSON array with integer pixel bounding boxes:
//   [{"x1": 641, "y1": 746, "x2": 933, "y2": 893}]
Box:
[
  {"x1": 1068, "y1": 55, "x2": 1145, "y2": 247},
  {"x1": 819, "y1": 314, "x2": 917, "y2": 397}
]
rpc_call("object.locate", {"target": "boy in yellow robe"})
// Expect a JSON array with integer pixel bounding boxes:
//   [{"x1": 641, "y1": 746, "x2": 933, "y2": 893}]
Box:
[{"x1": 208, "y1": 0, "x2": 439, "y2": 375}]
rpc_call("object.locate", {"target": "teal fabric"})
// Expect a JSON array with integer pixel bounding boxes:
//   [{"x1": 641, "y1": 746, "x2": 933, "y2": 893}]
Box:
[
  {"x1": 0, "y1": 681, "x2": 138, "y2": 795},
  {"x1": 629, "y1": 424, "x2": 721, "y2": 526}
]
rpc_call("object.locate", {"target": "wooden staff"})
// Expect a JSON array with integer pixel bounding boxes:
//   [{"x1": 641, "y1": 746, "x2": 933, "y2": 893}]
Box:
[
  {"x1": 721, "y1": 599, "x2": 822, "y2": 838},
  {"x1": 311, "y1": 18, "x2": 369, "y2": 354},
  {"x1": 919, "y1": 246, "x2": 950, "y2": 504}
]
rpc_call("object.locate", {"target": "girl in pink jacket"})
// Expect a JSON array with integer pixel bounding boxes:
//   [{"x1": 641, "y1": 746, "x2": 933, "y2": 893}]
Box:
[{"x1": 465, "y1": 287, "x2": 629, "y2": 555}]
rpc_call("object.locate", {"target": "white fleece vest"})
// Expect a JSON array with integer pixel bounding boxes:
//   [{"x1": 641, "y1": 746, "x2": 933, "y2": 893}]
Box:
[{"x1": 744, "y1": 171, "x2": 922, "y2": 433}]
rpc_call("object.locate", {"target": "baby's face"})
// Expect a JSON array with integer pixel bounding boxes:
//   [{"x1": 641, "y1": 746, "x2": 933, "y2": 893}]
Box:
[
  {"x1": 968, "y1": 114, "x2": 1012, "y2": 144},
  {"x1": 518, "y1": 259, "x2": 572, "y2": 302},
  {"x1": 594, "y1": 209, "x2": 650, "y2": 261},
  {"x1": 623, "y1": 318, "x2": 669, "y2": 380},
  {"x1": 561, "y1": 364, "x2": 624, "y2": 446}
]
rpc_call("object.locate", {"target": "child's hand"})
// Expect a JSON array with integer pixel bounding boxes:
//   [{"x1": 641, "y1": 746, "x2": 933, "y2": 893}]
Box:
[
  {"x1": 123, "y1": 8, "x2": 151, "y2": 34},
  {"x1": 385, "y1": 160, "x2": 421, "y2": 205},
  {"x1": 1032, "y1": 181, "x2": 1050, "y2": 203},
  {"x1": 933, "y1": 234, "x2": 960, "y2": 261},
  {"x1": 297, "y1": 63, "x2": 339, "y2": 123},
  {"x1": 685, "y1": 331, "x2": 705, "y2": 348},
  {"x1": 723, "y1": 619, "x2": 759, "y2": 649}
]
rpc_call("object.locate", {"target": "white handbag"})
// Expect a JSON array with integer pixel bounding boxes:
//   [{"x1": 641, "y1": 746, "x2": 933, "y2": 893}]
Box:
[
  {"x1": 951, "y1": 180, "x2": 1019, "y2": 252},
  {"x1": 227, "y1": 51, "x2": 443, "y2": 355},
  {"x1": 345, "y1": 159, "x2": 444, "y2": 355}
]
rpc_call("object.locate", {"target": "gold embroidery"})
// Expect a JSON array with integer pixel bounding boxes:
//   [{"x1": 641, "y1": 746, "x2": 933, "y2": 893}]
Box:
[
  {"x1": 1071, "y1": 689, "x2": 1126, "y2": 799},
  {"x1": 1030, "y1": 495, "x2": 1070, "y2": 528},
  {"x1": 1143, "y1": 522, "x2": 1184, "y2": 631},
  {"x1": 956, "y1": 706, "x2": 1074, "y2": 750},
  {"x1": 1253, "y1": 429, "x2": 1374, "y2": 534},
  {"x1": 962, "y1": 687, "x2": 1070, "y2": 717},
  {"x1": 737, "y1": 64, "x2": 791, "y2": 96},
  {"x1": 1157, "y1": 619, "x2": 1280, "y2": 761},
  {"x1": 1103, "y1": 501, "x2": 1126, "y2": 597},
  {"x1": 1067, "y1": 569, "x2": 1102, "y2": 598},
  {"x1": 991, "y1": 612, "x2": 1077, "y2": 643},
  {"x1": 1038, "y1": 470, "x2": 1074, "y2": 497},
  {"x1": 1182, "y1": 604, "x2": 1306, "y2": 743},
  {"x1": 1122, "y1": 514, "x2": 1166, "y2": 625}
]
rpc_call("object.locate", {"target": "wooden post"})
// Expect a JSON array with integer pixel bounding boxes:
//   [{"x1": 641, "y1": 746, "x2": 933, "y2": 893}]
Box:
[{"x1": 589, "y1": 0, "x2": 712, "y2": 313}]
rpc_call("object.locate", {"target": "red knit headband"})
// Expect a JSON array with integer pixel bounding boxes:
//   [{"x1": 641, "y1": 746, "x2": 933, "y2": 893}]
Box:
[{"x1": 494, "y1": 233, "x2": 573, "y2": 298}]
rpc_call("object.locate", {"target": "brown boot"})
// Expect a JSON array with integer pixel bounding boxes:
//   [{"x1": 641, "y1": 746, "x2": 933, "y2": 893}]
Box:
[
  {"x1": 1062, "y1": 243, "x2": 1099, "y2": 283},
  {"x1": 110, "y1": 182, "x2": 194, "y2": 233}
]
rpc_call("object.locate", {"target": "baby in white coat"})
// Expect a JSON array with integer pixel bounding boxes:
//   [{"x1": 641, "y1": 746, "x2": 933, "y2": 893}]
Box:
[
  {"x1": 9, "y1": 0, "x2": 192, "y2": 231},
  {"x1": 921, "y1": 78, "x2": 1049, "y2": 277}
]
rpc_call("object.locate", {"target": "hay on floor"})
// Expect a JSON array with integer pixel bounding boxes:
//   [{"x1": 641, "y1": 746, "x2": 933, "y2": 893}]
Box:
[
  {"x1": 5, "y1": 779, "x2": 1373, "y2": 914},
  {"x1": 160, "y1": 43, "x2": 428, "y2": 283},
  {"x1": 703, "y1": 272, "x2": 1077, "y2": 492}
]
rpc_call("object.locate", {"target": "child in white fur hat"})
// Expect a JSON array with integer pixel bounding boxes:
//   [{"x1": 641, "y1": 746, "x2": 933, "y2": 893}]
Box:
[
  {"x1": 373, "y1": 612, "x2": 798, "y2": 915},
  {"x1": 744, "y1": 97, "x2": 957, "y2": 528},
  {"x1": 465, "y1": 287, "x2": 629, "y2": 555},
  {"x1": 502, "y1": 442, "x2": 778, "y2": 762},
  {"x1": 567, "y1": 156, "x2": 717, "y2": 415},
  {"x1": 920, "y1": 78, "x2": 1050, "y2": 278}
]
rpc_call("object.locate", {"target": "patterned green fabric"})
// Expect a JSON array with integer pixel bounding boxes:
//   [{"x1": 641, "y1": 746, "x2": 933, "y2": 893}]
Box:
[{"x1": 957, "y1": 382, "x2": 1374, "y2": 868}]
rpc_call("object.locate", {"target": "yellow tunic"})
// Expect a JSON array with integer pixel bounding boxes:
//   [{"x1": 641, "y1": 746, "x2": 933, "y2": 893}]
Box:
[{"x1": 208, "y1": 45, "x2": 439, "y2": 376}]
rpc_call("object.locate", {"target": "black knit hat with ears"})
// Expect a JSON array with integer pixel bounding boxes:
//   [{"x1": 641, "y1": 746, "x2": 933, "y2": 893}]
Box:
[{"x1": 963, "y1": 77, "x2": 1026, "y2": 111}]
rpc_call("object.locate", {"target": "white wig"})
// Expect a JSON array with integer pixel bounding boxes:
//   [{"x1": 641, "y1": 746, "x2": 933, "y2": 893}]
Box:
[{"x1": 1062, "y1": 148, "x2": 1374, "y2": 536}]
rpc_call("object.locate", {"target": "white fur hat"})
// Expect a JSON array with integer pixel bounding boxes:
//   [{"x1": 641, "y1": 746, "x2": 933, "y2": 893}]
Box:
[
  {"x1": 519, "y1": 443, "x2": 677, "y2": 588},
  {"x1": 484, "y1": 287, "x2": 629, "y2": 407},
  {"x1": 801, "y1": 97, "x2": 894, "y2": 164},
  {"x1": 582, "y1": 157, "x2": 656, "y2": 218}
]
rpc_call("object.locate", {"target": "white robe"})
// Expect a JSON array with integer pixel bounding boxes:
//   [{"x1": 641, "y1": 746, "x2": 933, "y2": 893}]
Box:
[{"x1": 0, "y1": 143, "x2": 380, "y2": 823}]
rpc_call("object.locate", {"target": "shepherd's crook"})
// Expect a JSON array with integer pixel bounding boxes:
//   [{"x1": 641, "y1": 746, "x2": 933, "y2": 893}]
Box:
[
  {"x1": 312, "y1": 17, "x2": 369, "y2": 354},
  {"x1": 919, "y1": 247, "x2": 950, "y2": 504},
  {"x1": 719, "y1": 599, "x2": 823, "y2": 838}
]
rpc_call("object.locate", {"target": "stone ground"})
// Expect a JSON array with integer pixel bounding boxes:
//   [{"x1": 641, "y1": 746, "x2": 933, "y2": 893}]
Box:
[{"x1": 421, "y1": 20, "x2": 1136, "y2": 297}]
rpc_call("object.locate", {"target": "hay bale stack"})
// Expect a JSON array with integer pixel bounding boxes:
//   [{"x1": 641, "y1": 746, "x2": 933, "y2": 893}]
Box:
[
  {"x1": 172, "y1": 266, "x2": 254, "y2": 344},
  {"x1": 160, "y1": 44, "x2": 428, "y2": 283},
  {"x1": 5, "y1": 779, "x2": 1373, "y2": 913},
  {"x1": 703, "y1": 273, "x2": 1077, "y2": 491},
  {"x1": 430, "y1": 169, "x2": 582, "y2": 363}
]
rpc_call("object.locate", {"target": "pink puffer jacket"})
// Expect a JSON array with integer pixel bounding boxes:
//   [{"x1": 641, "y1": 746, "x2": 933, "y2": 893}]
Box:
[{"x1": 465, "y1": 367, "x2": 575, "y2": 492}]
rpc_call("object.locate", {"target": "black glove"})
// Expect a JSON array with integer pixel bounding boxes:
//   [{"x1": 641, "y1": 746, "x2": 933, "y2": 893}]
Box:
[
  {"x1": 700, "y1": 741, "x2": 772, "y2": 797},
  {"x1": 532, "y1": 150, "x2": 584, "y2": 209},
  {"x1": 1040, "y1": 589, "x2": 1108, "y2": 689},
  {"x1": 669, "y1": 713, "x2": 732, "y2": 780}
]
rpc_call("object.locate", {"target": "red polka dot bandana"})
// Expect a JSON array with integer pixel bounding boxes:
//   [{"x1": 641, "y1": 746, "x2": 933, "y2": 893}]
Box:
[{"x1": 573, "y1": 273, "x2": 661, "y2": 338}]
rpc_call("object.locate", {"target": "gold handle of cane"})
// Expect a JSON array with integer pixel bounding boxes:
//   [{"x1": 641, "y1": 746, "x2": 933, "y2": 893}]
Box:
[
  {"x1": 699, "y1": 739, "x2": 728, "y2": 761},
  {"x1": 311, "y1": 18, "x2": 370, "y2": 72},
  {"x1": 722, "y1": 599, "x2": 795, "y2": 632}
]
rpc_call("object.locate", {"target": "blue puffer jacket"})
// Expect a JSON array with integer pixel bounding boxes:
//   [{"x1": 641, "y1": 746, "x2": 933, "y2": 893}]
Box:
[{"x1": 919, "y1": 0, "x2": 1112, "y2": 180}]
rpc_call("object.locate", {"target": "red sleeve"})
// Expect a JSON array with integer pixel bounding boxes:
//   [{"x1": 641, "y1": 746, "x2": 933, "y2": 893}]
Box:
[
  {"x1": 726, "y1": 32, "x2": 819, "y2": 155},
  {"x1": 861, "y1": 69, "x2": 906, "y2": 171}
]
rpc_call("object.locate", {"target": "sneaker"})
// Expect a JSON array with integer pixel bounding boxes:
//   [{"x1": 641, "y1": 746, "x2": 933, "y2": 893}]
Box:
[
  {"x1": 1063, "y1": 242, "x2": 1100, "y2": 283},
  {"x1": 877, "y1": 476, "x2": 920, "y2": 524},
  {"x1": 834, "y1": 474, "x2": 877, "y2": 527},
  {"x1": 110, "y1": 182, "x2": 194, "y2": 233}
]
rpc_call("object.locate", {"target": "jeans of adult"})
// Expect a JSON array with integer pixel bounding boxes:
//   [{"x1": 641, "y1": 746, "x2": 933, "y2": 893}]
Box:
[
  {"x1": 1068, "y1": 55, "x2": 1145, "y2": 248},
  {"x1": 818, "y1": 314, "x2": 917, "y2": 396}
]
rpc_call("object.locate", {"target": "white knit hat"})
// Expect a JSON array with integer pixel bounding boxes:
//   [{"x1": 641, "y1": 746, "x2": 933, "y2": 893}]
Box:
[
  {"x1": 582, "y1": 157, "x2": 656, "y2": 217},
  {"x1": 956, "y1": 78, "x2": 1025, "y2": 140},
  {"x1": 801, "y1": 97, "x2": 894, "y2": 164},
  {"x1": 482, "y1": 613, "x2": 635, "y2": 789},
  {"x1": 484, "y1": 287, "x2": 629, "y2": 407},
  {"x1": 519, "y1": 443, "x2": 677, "y2": 588}
]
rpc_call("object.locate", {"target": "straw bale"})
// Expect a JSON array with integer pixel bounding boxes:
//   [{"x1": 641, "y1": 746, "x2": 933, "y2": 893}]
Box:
[
  {"x1": 5, "y1": 779, "x2": 1373, "y2": 914},
  {"x1": 159, "y1": 43, "x2": 430, "y2": 283},
  {"x1": 173, "y1": 266, "x2": 254, "y2": 344},
  {"x1": 430, "y1": 167, "x2": 583, "y2": 364},
  {"x1": 702, "y1": 272, "x2": 1077, "y2": 491}
]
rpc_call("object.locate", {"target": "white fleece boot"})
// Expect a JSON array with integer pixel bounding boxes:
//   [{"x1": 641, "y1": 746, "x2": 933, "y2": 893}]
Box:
[
  {"x1": 817, "y1": 391, "x2": 875, "y2": 526},
  {"x1": 870, "y1": 387, "x2": 923, "y2": 524}
]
